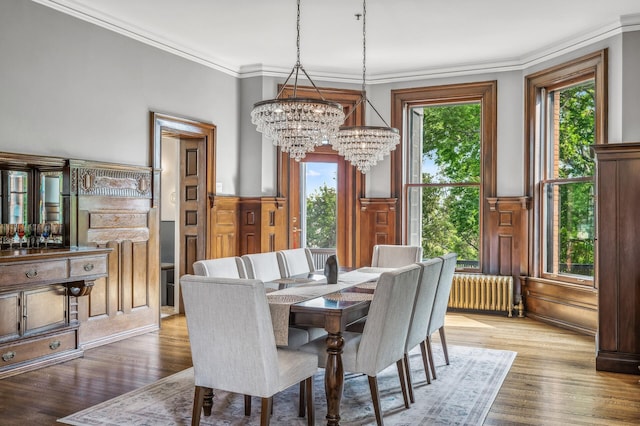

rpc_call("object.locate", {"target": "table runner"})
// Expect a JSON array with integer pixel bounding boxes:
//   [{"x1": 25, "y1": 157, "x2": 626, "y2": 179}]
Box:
[{"x1": 267, "y1": 269, "x2": 383, "y2": 345}]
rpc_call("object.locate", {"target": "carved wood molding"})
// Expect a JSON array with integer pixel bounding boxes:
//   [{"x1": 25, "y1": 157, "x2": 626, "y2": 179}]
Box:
[
  {"x1": 486, "y1": 196, "x2": 530, "y2": 211},
  {"x1": 70, "y1": 161, "x2": 152, "y2": 199},
  {"x1": 360, "y1": 198, "x2": 397, "y2": 211}
]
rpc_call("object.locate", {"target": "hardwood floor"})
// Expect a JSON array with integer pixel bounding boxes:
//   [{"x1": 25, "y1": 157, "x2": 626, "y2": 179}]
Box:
[{"x1": 0, "y1": 313, "x2": 638, "y2": 425}]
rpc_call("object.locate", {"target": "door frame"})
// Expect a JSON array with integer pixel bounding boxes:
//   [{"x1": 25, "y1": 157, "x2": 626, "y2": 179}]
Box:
[
  {"x1": 150, "y1": 112, "x2": 216, "y2": 313},
  {"x1": 276, "y1": 86, "x2": 364, "y2": 268}
]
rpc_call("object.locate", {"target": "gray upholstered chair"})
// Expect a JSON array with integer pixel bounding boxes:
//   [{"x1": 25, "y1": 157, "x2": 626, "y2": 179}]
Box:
[
  {"x1": 403, "y1": 257, "x2": 443, "y2": 402},
  {"x1": 180, "y1": 275, "x2": 317, "y2": 426},
  {"x1": 370, "y1": 244, "x2": 423, "y2": 268},
  {"x1": 193, "y1": 257, "x2": 246, "y2": 278},
  {"x1": 276, "y1": 248, "x2": 316, "y2": 277},
  {"x1": 242, "y1": 252, "x2": 283, "y2": 284},
  {"x1": 242, "y1": 252, "x2": 311, "y2": 349},
  {"x1": 425, "y1": 252, "x2": 457, "y2": 380},
  {"x1": 299, "y1": 263, "x2": 422, "y2": 426}
]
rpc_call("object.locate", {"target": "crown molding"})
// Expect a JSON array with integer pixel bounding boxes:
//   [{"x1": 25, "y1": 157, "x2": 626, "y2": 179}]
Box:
[{"x1": 32, "y1": 1, "x2": 640, "y2": 84}]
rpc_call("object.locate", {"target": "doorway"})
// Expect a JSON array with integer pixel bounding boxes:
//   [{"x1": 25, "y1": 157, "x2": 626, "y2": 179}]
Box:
[
  {"x1": 275, "y1": 86, "x2": 364, "y2": 268},
  {"x1": 151, "y1": 113, "x2": 216, "y2": 316}
]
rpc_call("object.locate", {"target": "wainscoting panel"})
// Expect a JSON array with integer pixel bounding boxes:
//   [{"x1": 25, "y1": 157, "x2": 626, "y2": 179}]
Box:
[
  {"x1": 210, "y1": 196, "x2": 239, "y2": 259},
  {"x1": 71, "y1": 160, "x2": 158, "y2": 349},
  {"x1": 522, "y1": 277, "x2": 597, "y2": 335},
  {"x1": 486, "y1": 197, "x2": 529, "y2": 305},
  {"x1": 239, "y1": 197, "x2": 287, "y2": 255},
  {"x1": 358, "y1": 198, "x2": 397, "y2": 267}
]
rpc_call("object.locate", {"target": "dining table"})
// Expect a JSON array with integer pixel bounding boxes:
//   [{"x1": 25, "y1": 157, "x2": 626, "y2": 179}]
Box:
[{"x1": 265, "y1": 267, "x2": 394, "y2": 426}]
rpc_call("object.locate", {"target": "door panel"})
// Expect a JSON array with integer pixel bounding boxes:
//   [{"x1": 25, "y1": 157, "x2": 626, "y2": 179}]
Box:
[{"x1": 179, "y1": 138, "x2": 206, "y2": 278}]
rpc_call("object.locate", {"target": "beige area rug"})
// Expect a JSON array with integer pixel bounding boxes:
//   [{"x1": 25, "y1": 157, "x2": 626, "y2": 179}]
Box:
[{"x1": 58, "y1": 343, "x2": 515, "y2": 426}]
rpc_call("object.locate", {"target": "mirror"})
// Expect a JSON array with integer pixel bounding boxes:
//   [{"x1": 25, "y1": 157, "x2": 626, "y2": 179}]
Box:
[{"x1": 0, "y1": 152, "x2": 67, "y2": 249}]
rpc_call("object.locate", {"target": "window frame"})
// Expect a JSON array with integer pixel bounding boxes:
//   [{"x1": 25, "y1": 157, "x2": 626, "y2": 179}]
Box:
[
  {"x1": 391, "y1": 81, "x2": 497, "y2": 272},
  {"x1": 525, "y1": 50, "x2": 607, "y2": 286}
]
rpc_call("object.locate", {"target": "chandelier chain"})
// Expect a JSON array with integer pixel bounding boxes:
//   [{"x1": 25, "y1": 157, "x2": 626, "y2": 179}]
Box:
[
  {"x1": 296, "y1": 0, "x2": 301, "y2": 67},
  {"x1": 362, "y1": 0, "x2": 367, "y2": 96}
]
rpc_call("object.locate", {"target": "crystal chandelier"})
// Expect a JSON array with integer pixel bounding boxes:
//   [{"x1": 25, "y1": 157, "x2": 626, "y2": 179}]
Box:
[
  {"x1": 330, "y1": 0, "x2": 400, "y2": 173},
  {"x1": 251, "y1": 0, "x2": 345, "y2": 161}
]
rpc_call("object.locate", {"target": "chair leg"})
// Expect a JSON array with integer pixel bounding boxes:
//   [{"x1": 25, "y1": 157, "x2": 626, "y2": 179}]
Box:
[
  {"x1": 298, "y1": 381, "x2": 305, "y2": 417},
  {"x1": 403, "y1": 353, "x2": 415, "y2": 404},
  {"x1": 367, "y1": 376, "x2": 384, "y2": 426},
  {"x1": 419, "y1": 340, "x2": 431, "y2": 384},
  {"x1": 439, "y1": 326, "x2": 450, "y2": 365},
  {"x1": 426, "y1": 335, "x2": 437, "y2": 379},
  {"x1": 260, "y1": 397, "x2": 272, "y2": 426},
  {"x1": 191, "y1": 386, "x2": 205, "y2": 426},
  {"x1": 396, "y1": 359, "x2": 410, "y2": 409},
  {"x1": 305, "y1": 376, "x2": 315, "y2": 426},
  {"x1": 244, "y1": 395, "x2": 251, "y2": 416}
]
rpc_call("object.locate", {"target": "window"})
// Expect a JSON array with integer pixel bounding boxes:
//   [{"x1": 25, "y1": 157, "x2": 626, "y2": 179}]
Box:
[
  {"x1": 526, "y1": 50, "x2": 607, "y2": 284},
  {"x1": 406, "y1": 103, "x2": 481, "y2": 268},
  {"x1": 391, "y1": 81, "x2": 497, "y2": 272}
]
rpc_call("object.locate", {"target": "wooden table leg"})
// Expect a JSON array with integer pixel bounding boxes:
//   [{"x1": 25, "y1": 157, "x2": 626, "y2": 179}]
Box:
[
  {"x1": 325, "y1": 332, "x2": 344, "y2": 426},
  {"x1": 203, "y1": 387, "x2": 214, "y2": 416}
]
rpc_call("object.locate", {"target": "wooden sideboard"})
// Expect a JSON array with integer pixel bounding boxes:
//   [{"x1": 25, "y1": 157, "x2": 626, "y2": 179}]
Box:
[{"x1": 0, "y1": 247, "x2": 110, "y2": 378}]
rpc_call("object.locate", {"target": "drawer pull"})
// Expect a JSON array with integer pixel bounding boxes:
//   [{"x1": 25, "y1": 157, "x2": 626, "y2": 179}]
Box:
[
  {"x1": 83, "y1": 263, "x2": 94, "y2": 272},
  {"x1": 2, "y1": 351, "x2": 16, "y2": 362},
  {"x1": 49, "y1": 340, "x2": 61, "y2": 350},
  {"x1": 25, "y1": 269, "x2": 38, "y2": 279}
]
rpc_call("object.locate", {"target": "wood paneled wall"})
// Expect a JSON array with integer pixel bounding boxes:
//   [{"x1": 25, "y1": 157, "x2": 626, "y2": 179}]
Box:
[
  {"x1": 357, "y1": 198, "x2": 397, "y2": 267},
  {"x1": 239, "y1": 197, "x2": 287, "y2": 255},
  {"x1": 486, "y1": 197, "x2": 529, "y2": 305},
  {"x1": 210, "y1": 196, "x2": 239, "y2": 259},
  {"x1": 71, "y1": 160, "x2": 158, "y2": 349}
]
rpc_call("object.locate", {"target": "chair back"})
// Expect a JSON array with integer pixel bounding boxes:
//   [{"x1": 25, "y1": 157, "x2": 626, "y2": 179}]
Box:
[
  {"x1": 357, "y1": 263, "x2": 421, "y2": 376},
  {"x1": 193, "y1": 257, "x2": 246, "y2": 278},
  {"x1": 277, "y1": 248, "x2": 316, "y2": 277},
  {"x1": 180, "y1": 275, "x2": 280, "y2": 398},
  {"x1": 405, "y1": 257, "x2": 443, "y2": 352},
  {"x1": 427, "y1": 252, "x2": 458, "y2": 334},
  {"x1": 242, "y1": 252, "x2": 282, "y2": 282},
  {"x1": 371, "y1": 244, "x2": 423, "y2": 268}
]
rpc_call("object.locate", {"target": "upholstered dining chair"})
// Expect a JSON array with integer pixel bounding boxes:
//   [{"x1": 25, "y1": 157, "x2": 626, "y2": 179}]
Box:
[
  {"x1": 242, "y1": 252, "x2": 311, "y2": 349},
  {"x1": 370, "y1": 244, "x2": 423, "y2": 268},
  {"x1": 403, "y1": 257, "x2": 443, "y2": 403},
  {"x1": 180, "y1": 275, "x2": 317, "y2": 426},
  {"x1": 193, "y1": 257, "x2": 246, "y2": 278},
  {"x1": 299, "y1": 263, "x2": 422, "y2": 426},
  {"x1": 242, "y1": 252, "x2": 283, "y2": 284},
  {"x1": 276, "y1": 248, "x2": 316, "y2": 277},
  {"x1": 195, "y1": 253, "x2": 308, "y2": 416},
  {"x1": 425, "y1": 252, "x2": 457, "y2": 380}
]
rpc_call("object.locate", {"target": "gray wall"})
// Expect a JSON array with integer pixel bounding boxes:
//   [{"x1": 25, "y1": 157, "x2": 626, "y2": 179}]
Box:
[{"x1": 0, "y1": 0, "x2": 241, "y2": 195}]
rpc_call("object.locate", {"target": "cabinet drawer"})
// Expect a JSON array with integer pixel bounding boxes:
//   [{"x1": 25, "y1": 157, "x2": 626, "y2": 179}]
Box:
[
  {"x1": 0, "y1": 260, "x2": 68, "y2": 287},
  {"x1": 0, "y1": 330, "x2": 76, "y2": 367},
  {"x1": 70, "y1": 256, "x2": 107, "y2": 278}
]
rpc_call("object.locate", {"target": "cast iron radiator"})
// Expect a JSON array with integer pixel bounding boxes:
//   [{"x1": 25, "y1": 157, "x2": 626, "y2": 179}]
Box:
[{"x1": 448, "y1": 273, "x2": 514, "y2": 317}]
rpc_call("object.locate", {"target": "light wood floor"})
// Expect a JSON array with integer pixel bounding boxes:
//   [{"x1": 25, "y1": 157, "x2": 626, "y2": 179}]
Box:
[{"x1": 0, "y1": 313, "x2": 638, "y2": 425}]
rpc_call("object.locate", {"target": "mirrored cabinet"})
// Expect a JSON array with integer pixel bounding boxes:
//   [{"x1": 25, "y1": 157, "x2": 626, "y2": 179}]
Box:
[
  {"x1": 0, "y1": 152, "x2": 68, "y2": 249},
  {"x1": 0, "y1": 152, "x2": 110, "y2": 378}
]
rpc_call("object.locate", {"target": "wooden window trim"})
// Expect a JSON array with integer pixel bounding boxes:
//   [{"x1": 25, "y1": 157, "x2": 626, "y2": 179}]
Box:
[
  {"x1": 524, "y1": 49, "x2": 608, "y2": 284},
  {"x1": 390, "y1": 81, "x2": 497, "y2": 272}
]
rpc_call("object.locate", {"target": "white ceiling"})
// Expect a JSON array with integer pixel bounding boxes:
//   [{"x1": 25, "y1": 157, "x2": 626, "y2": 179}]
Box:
[{"x1": 35, "y1": 0, "x2": 640, "y2": 83}]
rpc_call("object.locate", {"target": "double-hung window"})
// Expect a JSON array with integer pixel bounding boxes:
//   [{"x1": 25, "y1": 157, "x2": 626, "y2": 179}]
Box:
[{"x1": 526, "y1": 50, "x2": 607, "y2": 284}]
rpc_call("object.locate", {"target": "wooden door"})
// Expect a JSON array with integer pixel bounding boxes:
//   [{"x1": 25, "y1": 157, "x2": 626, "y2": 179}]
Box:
[
  {"x1": 179, "y1": 137, "x2": 206, "y2": 279},
  {"x1": 287, "y1": 147, "x2": 352, "y2": 266}
]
